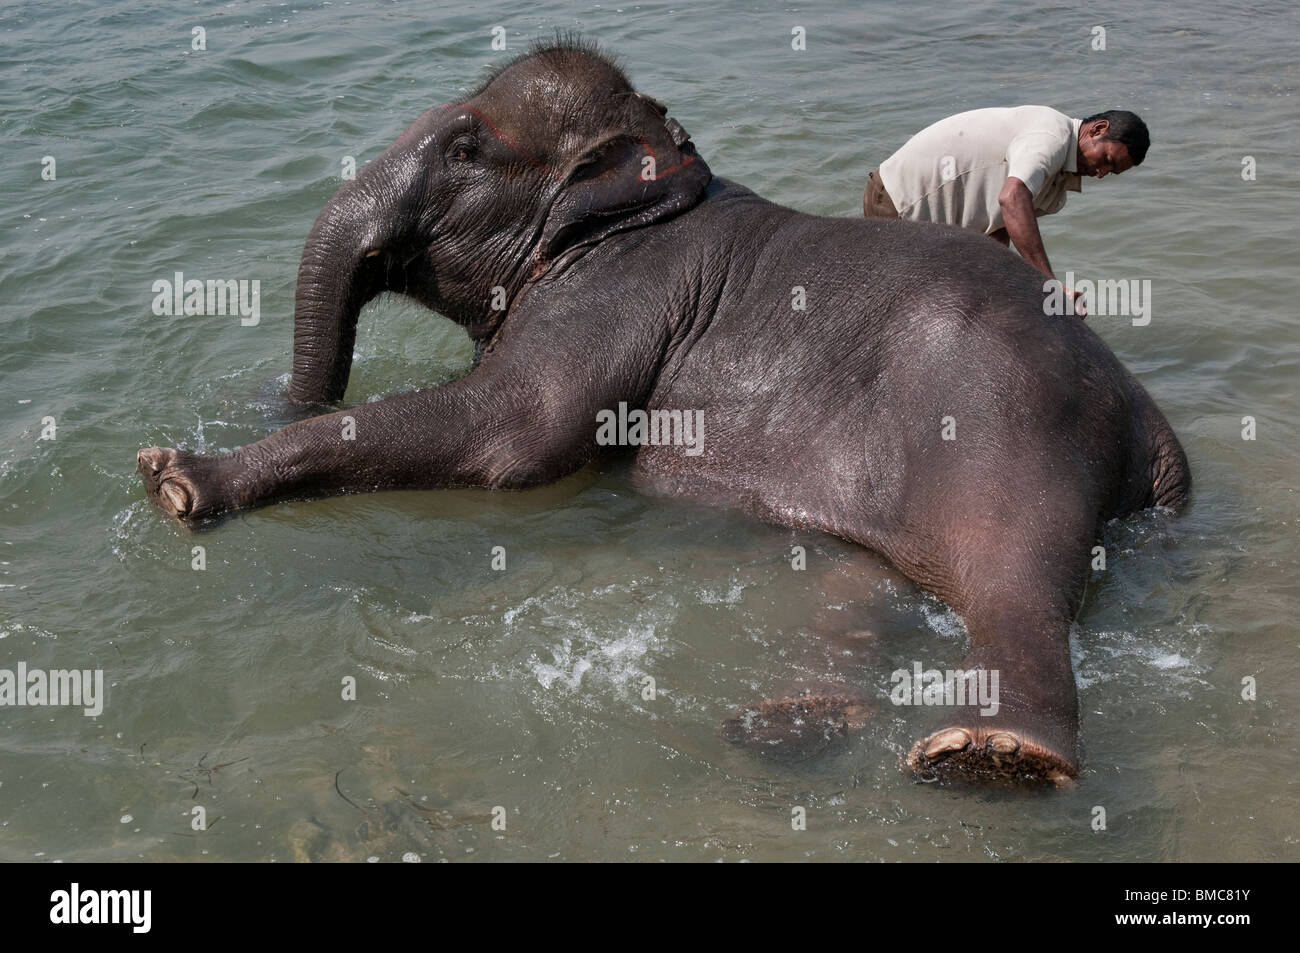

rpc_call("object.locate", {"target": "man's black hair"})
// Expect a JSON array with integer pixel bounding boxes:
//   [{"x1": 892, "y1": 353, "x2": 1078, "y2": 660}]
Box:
[{"x1": 1081, "y1": 110, "x2": 1150, "y2": 165}]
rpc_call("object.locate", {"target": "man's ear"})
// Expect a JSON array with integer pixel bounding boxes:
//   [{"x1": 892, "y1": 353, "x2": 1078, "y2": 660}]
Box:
[{"x1": 534, "y1": 122, "x2": 711, "y2": 272}]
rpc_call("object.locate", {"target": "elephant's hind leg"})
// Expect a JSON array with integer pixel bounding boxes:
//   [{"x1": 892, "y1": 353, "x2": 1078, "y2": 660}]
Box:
[
  {"x1": 905, "y1": 606, "x2": 1083, "y2": 786},
  {"x1": 899, "y1": 501, "x2": 1096, "y2": 786}
]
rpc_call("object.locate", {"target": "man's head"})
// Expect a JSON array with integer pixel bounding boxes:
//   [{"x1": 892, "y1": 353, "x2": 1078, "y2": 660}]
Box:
[{"x1": 1077, "y1": 110, "x2": 1149, "y2": 178}]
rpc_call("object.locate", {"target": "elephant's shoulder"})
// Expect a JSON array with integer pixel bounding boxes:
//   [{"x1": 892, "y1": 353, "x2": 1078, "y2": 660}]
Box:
[{"x1": 701, "y1": 177, "x2": 772, "y2": 207}]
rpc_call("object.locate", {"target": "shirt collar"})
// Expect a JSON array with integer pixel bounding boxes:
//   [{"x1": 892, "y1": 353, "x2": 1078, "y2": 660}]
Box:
[{"x1": 1066, "y1": 117, "x2": 1083, "y2": 174}]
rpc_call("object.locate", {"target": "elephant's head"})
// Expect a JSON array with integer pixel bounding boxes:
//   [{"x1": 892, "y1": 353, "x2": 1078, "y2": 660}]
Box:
[{"x1": 288, "y1": 38, "x2": 713, "y2": 405}]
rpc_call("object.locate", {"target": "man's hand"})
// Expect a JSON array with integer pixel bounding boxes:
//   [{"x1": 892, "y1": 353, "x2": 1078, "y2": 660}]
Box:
[{"x1": 1066, "y1": 288, "x2": 1088, "y2": 318}]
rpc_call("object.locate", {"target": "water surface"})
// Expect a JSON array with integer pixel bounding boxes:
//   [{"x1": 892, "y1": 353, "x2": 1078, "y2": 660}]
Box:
[{"x1": 1, "y1": 0, "x2": 1297, "y2": 861}]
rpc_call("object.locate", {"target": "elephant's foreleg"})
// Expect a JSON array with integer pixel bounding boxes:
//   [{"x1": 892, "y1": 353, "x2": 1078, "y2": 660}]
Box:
[{"x1": 138, "y1": 377, "x2": 589, "y2": 524}]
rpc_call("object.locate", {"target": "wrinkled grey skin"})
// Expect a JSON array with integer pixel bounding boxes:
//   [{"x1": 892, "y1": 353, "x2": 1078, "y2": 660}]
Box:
[{"x1": 138, "y1": 41, "x2": 1191, "y2": 785}]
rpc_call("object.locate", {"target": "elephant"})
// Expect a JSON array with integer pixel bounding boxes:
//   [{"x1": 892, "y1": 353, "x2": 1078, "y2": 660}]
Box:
[{"x1": 137, "y1": 39, "x2": 1191, "y2": 785}]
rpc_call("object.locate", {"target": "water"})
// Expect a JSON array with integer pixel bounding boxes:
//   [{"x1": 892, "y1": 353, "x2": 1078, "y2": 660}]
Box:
[{"x1": 2, "y1": 0, "x2": 1297, "y2": 861}]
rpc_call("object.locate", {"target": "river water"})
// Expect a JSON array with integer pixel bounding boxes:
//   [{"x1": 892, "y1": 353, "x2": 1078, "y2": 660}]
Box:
[{"x1": 2, "y1": 0, "x2": 1297, "y2": 861}]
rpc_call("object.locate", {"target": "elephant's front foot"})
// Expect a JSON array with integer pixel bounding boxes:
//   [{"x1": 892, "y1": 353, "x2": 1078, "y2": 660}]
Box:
[
  {"x1": 906, "y1": 723, "x2": 1078, "y2": 786},
  {"x1": 136, "y1": 447, "x2": 233, "y2": 525},
  {"x1": 722, "y1": 689, "x2": 873, "y2": 763}
]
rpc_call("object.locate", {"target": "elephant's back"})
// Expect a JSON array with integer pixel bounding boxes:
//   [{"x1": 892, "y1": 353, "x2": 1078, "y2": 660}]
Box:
[
  {"x1": 656, "y1": 191, "x2": 1183, "y2": 515},
  {"x1": 680, "y1": 192, "x2": 1121, "y2": 388}
]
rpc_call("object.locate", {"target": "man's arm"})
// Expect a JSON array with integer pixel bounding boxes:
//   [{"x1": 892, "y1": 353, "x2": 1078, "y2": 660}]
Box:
[
  {"x1": 997, "y1": 176, "x2": 1086, "y2": 317},
  {"x1": 997, "y1": 176, "x2": 1053, "y2": 276}
]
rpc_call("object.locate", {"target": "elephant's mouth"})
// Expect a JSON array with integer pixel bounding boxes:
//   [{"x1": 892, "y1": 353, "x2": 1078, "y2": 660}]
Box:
[{"x1": 388, "y1": 249, "x2": 425, "y2": 294}]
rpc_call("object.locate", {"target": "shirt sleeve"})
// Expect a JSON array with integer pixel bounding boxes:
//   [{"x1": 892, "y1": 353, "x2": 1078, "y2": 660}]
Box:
[{"x1": 1005, "y1": 132, "x2": 1069, "y2": 200}]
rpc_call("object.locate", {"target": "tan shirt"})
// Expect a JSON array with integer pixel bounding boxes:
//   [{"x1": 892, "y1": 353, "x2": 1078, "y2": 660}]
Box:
[{"x1": 878, "y1": 106, "x2": 1083, "y2": 234}]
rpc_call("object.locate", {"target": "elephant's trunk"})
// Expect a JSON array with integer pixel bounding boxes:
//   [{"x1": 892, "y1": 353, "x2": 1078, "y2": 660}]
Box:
[{"x1": 288, "y1": 169, "x2": 404, "y2": 405}]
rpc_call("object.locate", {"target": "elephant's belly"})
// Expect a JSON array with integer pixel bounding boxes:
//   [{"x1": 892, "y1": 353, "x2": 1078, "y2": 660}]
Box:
[{"x1": 627, "y1": 434, "x2": 889, "y2": 548}]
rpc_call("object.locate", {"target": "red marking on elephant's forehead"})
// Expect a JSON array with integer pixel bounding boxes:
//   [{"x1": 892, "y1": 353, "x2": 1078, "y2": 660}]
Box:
[
  {"x1": 472, "y1": 112, "x2": 699, "y2": 184},
  {"x1": 469, "y1": 106, "x2": 567, "y2": 178},
  {"x1": 390, "y1": 97, "x2": 699, "y2": 185}
]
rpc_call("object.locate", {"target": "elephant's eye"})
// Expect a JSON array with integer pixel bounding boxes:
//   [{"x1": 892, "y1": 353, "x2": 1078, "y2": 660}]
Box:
[{"x1": 448, "y1": 135, "x2": 477, "y2": 163}]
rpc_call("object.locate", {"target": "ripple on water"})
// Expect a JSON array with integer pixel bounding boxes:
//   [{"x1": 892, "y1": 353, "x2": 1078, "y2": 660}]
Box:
[
  {"x1": 1073, "y1": 623, "x2": 1213, "y2": 697},
  {"x1": 4, "y1": 0, "x2": 1298, "y2": 862}
]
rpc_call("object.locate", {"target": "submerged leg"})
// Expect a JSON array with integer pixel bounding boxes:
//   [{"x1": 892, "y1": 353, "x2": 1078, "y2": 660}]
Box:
[
  {"x1": 723, "y1": 684, "x2": 873, "y2": 764},
  {"x1": 722, "y1": 565, "x2": 883, "y2": 763}
]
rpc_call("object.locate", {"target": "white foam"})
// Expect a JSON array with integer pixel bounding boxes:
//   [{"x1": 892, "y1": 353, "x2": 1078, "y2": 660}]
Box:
[
  {"x1": 531, "y1": 623, "x2": 661, "y2": 697},
  {"x1": 920, "y1": 601, "x2": 968, "y2": 640}
]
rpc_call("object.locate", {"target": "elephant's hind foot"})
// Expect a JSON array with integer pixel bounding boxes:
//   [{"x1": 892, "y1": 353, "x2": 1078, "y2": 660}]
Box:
[
  {"x1": 906, "y1": 725, "x2": 1078, "y2": 787},
  {"x1": 137, "y1": 447, "x2": 230, "y2": 525},
  {"x1": 722, "y1": 690, "x2": 872, "y2": 763}
]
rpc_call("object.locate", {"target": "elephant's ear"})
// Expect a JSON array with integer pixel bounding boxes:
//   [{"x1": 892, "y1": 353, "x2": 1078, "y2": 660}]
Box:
[{"x1": 534, "y1": 106, "x2": 712, "y2": 273}]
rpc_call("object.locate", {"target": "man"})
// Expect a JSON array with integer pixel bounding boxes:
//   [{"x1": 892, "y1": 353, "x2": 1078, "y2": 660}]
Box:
[{"x1": 864, "y1": 107, "x2": 1149, "y2": 314}]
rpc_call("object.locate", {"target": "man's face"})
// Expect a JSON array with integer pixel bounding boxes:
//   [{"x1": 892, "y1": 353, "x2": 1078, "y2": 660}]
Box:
[{"x1": 1078, "y1": 122, "x2": 1134, "y2": 178}]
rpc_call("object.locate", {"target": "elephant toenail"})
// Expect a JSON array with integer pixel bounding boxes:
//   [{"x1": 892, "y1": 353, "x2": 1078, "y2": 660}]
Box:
[
  {"x1": 924, "y1": 727, "x2": 972, "y2": 761},
  {"x1": 987, "y1": 732, "x2": 1021, "y2": 754}
]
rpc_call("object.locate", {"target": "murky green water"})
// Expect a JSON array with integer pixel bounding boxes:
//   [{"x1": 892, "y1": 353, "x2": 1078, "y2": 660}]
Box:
[{"x1": 2, "y1": 0, "x2": 1297, "y2": 861}]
